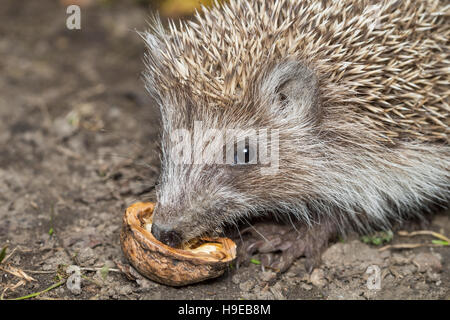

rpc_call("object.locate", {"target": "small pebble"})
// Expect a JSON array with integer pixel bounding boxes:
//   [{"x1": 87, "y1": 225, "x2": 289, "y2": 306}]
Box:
[
  {"x1": 239, "y1": 280, "x2": 255, "y2": 292},
  {"x1": 301, "y1": 283, "x2": 313, "y2": 291},
  {"x1": 412, "y1": 252, "x2": 442, "y2": 273},
  {"x1": 259, "y1": 271, "x2": 276, "y2": 283}
]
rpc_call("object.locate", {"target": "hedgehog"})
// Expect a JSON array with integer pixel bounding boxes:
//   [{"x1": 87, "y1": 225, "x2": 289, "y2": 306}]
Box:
[{"x1": 142, "y1": 0, "x2": 449, "y2": 272}]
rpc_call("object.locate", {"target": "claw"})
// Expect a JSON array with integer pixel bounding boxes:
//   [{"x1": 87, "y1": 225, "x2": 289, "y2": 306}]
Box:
[
  {"x1": 304, "y1": 258, "x2": 317, "y2": 274},
  {"x1": 260, "y1": 253, "x2": 275, "y2": 266},
  {"x1": 245, "y1": 240, "x2": 263, "y2": 254},
  {"x1": 270, "y1": 254, "x2": 295, "y2": 273},
  {"x1": 277, "y1": 240, "x2": 295, "y2": 251},
  {"x1": 258, "y1": 237, "x2": 283, "y2": 253}
]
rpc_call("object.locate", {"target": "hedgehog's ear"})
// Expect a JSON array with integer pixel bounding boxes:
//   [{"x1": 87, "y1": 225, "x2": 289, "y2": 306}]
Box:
[{"x1": 261, "y1": 61, "x2": 320, "y2": 121}]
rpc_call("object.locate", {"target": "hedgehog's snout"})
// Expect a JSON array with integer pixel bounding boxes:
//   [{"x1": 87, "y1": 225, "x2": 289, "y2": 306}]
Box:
[{"x1": 152, "y1": 222, "x2": 183, "y2": 248}]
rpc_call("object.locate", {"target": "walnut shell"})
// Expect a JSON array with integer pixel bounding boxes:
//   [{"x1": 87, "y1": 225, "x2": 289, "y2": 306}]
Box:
[{"x1": 120, "y1": 202, "x2": 237, "y2": 286}]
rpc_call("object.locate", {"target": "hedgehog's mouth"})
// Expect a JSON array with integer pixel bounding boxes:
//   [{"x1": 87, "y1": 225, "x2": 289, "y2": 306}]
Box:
[{"x1": 140, "y1": 208, "x2": 231, "y2": 255}]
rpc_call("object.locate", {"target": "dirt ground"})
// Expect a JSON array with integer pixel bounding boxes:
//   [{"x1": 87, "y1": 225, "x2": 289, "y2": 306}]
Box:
[{"x1": 0, "y1": 0, "x2": 449, "y2": 300}]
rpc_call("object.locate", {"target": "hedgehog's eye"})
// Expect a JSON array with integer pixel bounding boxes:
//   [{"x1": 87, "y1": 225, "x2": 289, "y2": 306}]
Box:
[
  {"x1": 279, "y1": 92, "x2": 288, "y2": 104},
  {"x1": 233, "y1": 140, "x2": 256, "y2": 165}
]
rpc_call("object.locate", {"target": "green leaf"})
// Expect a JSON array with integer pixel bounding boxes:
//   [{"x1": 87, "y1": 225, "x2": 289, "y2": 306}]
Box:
[
  {"x1": 360, "y1": 230, "x2": 393, "y2": 246},
  {"x1": 373, "y1": 238, "x2": 382, "y2": 246},
  {"x1": 432, "y1": 240, "x2": 449, "y2": 246},
  {"x1": 0, "y1": 246, "x2": 7, "y2": 264},
  {"x1": 250, "y1": 259, "x2": 261, "y2": 265},
  {"x1": 360, "y1": 236, "x2": 370, "y2": 244},
  {"x1": 48, "y1": 227, "x2": 54, "y2": 236}
]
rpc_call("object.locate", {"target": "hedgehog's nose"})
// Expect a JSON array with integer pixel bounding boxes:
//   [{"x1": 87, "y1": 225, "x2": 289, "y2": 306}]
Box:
[{"x1": 152, "y1": 223, "x2": 182, "y2": 248}]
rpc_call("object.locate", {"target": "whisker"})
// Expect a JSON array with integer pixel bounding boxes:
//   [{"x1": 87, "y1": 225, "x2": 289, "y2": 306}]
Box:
[
  {"x1": 286, "y1": 212, "x2": 301, "y2": 235},
  {"x1": 242, "y1": 217, "x2": 271, "y2": 245}
]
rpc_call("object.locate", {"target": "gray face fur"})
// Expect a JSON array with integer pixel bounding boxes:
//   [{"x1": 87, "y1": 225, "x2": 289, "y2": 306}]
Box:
[{"x1": 151, "y1": 61, "x2": 324, "y2": 246}]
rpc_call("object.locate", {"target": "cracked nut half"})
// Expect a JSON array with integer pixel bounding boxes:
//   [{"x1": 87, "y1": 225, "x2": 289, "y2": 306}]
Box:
[{"x1": 120, "y1": 202, "x2": 237, "y2": 286}]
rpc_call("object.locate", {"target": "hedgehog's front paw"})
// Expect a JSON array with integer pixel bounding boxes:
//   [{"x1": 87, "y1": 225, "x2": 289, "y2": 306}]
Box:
[{"x1": 236, "y1": 220, "x2": 337, "y2": 273}]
